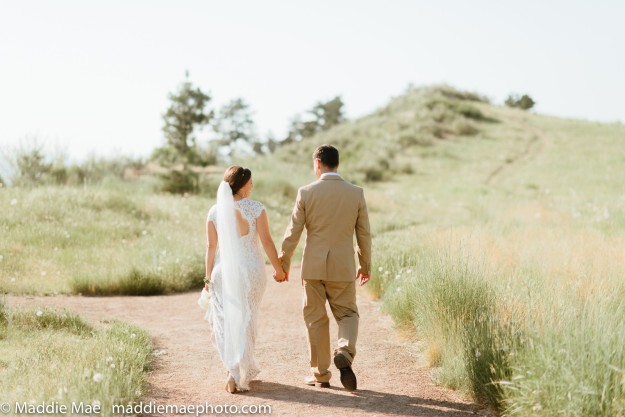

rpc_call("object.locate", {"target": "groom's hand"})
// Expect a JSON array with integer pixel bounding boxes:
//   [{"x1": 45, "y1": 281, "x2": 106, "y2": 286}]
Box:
[
  {"x1": 278, "y1": 255, "x2": 289, "y2": 282},
  {"x1": 357, "y1": 273, "x2": 370, "y2": 287}
]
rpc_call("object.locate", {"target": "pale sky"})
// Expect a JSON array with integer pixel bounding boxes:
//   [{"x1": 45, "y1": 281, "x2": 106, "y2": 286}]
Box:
[{"x1": 1, "y1": 0, "x2": 624, "y2": 161}]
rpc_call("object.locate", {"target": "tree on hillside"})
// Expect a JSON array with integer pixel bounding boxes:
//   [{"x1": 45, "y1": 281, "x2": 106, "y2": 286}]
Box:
[
  {"x1": 154, "y1": 73, "x2": 214, "y2": 194},
  {"x1": 311, "y1": 96, "x2": 346, "y2": 131},
  {"x1": 213, "y1": 98, "x2": 257, "y2": 155},
  {"x1": 15, "y1": 145, "x2": 51, "y2": 184},
  {"x1": 285, "y1": 96, "x2": 346, "y2": 142},
  {"x1": 158, "y1": 73, "x2": 214, "y2": 165},
  {"x1": 505, "y1": 94, "x2": 535, "y2": 110}
]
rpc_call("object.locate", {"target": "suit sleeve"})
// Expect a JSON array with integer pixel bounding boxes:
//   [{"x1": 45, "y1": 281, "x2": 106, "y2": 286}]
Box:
[
  {"x1": 355, "y1": 189, "x2": 372, "y2": 275},
  {"x1": 280, "y1": 188, "x2": 306, "y2": 272}
]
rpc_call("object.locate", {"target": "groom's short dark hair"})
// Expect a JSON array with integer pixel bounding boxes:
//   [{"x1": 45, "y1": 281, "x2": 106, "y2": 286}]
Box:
[{"x1": 313, "y1": 145, "x2": 339, "y2": 169}]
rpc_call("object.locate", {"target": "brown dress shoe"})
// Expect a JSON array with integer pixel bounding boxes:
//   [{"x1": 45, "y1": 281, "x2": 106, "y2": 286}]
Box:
[
  {"x1": 303, "y1": 375, "x2": 330, "y2": 388},
  {"x1": 334, "y1": 353, "x2": 357, "y2": 391}
]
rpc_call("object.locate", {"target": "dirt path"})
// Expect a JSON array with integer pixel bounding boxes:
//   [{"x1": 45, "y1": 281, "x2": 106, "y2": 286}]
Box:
[{"x1": 6, "y1": 266, "x2": 488, "y2": 416}]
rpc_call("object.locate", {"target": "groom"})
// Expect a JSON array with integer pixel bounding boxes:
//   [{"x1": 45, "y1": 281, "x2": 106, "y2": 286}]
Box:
[{"x1": 278, "y1": 144, "x2": 372, "y2": 391}]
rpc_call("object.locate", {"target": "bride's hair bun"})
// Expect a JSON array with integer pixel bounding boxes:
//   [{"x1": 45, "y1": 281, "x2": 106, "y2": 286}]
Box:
[{"x1": 224, "y1": 166, "x2": 252, "y2": 195}]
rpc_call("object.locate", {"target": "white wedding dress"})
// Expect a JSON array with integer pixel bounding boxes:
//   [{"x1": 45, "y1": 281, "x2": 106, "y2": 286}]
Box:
[{"x1": 204, "y1": 198, "x2": 267, "y2": 390}]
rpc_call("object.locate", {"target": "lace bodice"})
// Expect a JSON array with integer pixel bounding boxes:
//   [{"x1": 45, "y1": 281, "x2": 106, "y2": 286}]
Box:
[
  {"x1": 208, "y1": 198, "x2": 265, "y2": 254},
  {"x1": 208, "y1": 199, "x2": 264, "y2": 235}
]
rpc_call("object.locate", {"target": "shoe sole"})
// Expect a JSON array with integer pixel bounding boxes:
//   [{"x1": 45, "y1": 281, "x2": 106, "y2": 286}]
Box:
[
  {"x1": 334, "y1": 354, "x2": 357, "y2": 391},
  {"x1": 304, "y1": 381, "x2": 331, "y2": 388}
]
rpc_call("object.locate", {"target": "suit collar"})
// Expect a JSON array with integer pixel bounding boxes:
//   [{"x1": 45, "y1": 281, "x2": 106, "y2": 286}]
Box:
[{"x1": 320, "y1": 173, "x2": 343, "y2": 181}]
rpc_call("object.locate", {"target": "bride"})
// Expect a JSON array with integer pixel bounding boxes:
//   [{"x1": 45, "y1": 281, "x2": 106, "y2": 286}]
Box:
[{"x1": 202, "y1": 166, "x2": 286, "y2": 393}]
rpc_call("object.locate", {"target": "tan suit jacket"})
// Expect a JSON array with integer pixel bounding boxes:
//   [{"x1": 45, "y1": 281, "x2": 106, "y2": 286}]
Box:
[{"x1": 281, "y1": 174, "x2": 371, "y2": 281}]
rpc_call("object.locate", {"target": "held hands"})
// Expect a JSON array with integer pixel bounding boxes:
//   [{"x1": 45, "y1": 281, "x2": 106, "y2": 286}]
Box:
[
  {"x1": 273, "y1": 256, "x2": 289, "y2": 283},
  {"x1": 273, "y1": 268, "x2": 287, "y2": 282}
]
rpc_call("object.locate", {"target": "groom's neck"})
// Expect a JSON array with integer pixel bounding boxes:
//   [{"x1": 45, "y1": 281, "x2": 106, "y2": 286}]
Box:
[{"x1": 317, "y1": 168, "x2": 338, "y2": 178}]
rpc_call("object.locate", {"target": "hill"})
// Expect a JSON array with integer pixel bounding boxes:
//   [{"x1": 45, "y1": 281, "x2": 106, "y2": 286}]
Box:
[{"x1": 252, "y1": 85, "x2": 625, "y2": 415}]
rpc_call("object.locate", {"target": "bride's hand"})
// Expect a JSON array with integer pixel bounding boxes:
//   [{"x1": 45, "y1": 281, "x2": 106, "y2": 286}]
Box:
[{"x1": 274, "y1": 268, "x2": 286, "y2": 282}]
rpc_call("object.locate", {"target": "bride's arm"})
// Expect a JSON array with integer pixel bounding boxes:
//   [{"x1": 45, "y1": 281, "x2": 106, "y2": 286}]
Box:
[
  {"x1": 205, "y1": 219, "x2": 218, "y2": 289},
  {"x1": 256, "y1": 210, "x2": 285, "y2": 280}
]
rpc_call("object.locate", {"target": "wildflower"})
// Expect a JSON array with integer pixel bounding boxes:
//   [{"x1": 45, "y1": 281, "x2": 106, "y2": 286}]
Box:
[
  {"x1": 130, "y1": 333, "x2": 137, "y2": 339},
  {"x1": 93, "y1": 373, "x2": 103, "y2": 383},
  {"x1": 475, "y1": 350, "x2": 481, "y2": 358},
  {"x1": 142, "y1": 230, "x2": 147, "y2": 236},
  {"x1": 106, "y1": 356, "x2": 114, "y2": 363},
  {"x1": 395, "y1": 274, "x2": 401, "y2": 280},
  {"x1": 396, "y1": 287, "x2": 401, "y2": 293},
  {"x1": 110, "y1": 364, "x2": 116, "y2": 369},
  {"x1": 36, "y1": 309, "x2": 43, "y2": 317},
  {"x1": 532, "y1": 403, "x2": 542, "y2": 412},
  {"x1": 10, "y1": 199, "x2": 17, "y2": 205},
  {"x1": 378, "y1": 267, "x2": 384, "y2": 272}
]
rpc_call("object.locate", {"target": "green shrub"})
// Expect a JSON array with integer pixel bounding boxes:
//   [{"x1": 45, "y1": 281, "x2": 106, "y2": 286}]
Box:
[
  {"x1": 505, "y1": 94, "x2": 535, "y2": 110},
  {"x1": 455, "y1": 103, "x2": 486, "y2": 121},
  {"x1": 71, "y1": 261, "x2": 204, "y2": 296},
  {"x1": 437, "y1": 85, "x2": 489, "y2": 103},
  {"x1": 72, "y1": 269, "x2": 165, "y2": 296},
  {"x1": 0, "y1": 300, "x2": 8, "y2": 339},
  {"x1": 159, "y1": 168, "x2": 199, "y2": 194},
  {"x1": 359, "y1": 166, "x2": 385, "y2": 182},
  {"x1": 453, "y1": 120, "x2": 480, "y2": 136}
]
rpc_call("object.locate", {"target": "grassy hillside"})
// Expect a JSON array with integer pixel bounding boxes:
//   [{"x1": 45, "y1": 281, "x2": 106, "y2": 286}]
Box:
[{"x1": 256, "y1": 85, "x2": 625, "y2": 415}]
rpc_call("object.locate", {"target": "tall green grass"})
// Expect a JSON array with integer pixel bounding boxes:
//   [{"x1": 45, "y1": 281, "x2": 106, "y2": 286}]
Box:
[
  {"x1": 0, "y1": 170, "x2": 298, "y2": 295},
  {"x1": 0, "y1": 180, "x2": 207, "y2": 295},
  {"x1": 353, "y1": 87, "x2": 625, "y2": 414},
  {"x1": 0, "y1": 303, "x2": 152, "y2": 414},
  {"x1": 376, "y1": 246, "x2": 520, "y2": 407},
  {"x1": 375, "y1": 230, "x2": 625, "y2": 414}
]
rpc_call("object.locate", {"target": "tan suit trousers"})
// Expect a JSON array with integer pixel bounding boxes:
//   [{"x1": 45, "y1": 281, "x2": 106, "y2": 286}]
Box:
[{"x1": 302, "y1": 279, "x2": 359, "y2": 383}]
